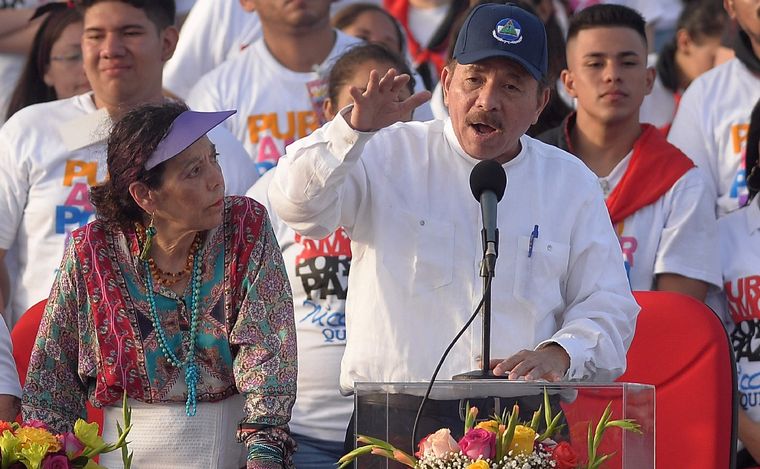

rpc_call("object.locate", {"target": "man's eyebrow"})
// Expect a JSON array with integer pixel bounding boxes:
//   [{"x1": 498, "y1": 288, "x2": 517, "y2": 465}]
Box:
[
  {"x1": 582, "y1": 50, "x2": 642, "y2": 59},
  {"x1": 84, "y1": 24, "x2": 147, "y2": 33}
]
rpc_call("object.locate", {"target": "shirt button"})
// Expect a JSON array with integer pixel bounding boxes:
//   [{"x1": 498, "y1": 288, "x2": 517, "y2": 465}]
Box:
[
  {"x1": 547, "y1": 244, "x2": 553, "y2": 252},
  {"x1": 344, "y1": 137, "x2": 354, "y2": 145},
  {"x1": 419, "y1": 220, "x2": 425, "y2": 226}
]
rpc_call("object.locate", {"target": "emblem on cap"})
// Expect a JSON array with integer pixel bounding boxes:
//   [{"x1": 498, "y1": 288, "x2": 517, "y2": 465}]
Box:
[{"x1": 492, "y1": 18, "x2": 523, "y2": 44}]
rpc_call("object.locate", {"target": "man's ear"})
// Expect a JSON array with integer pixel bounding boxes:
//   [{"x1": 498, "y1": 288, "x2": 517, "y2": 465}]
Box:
[
  {"x1": 644, "y1": 65, "x2": 656, "y2": 95},
  {"x1": 240, "y1": 0, "x2": 256, "y2": 13},
  {"x1": 532, "y1": 86, "x2": 551, "y2": 125},
  {"x1": 560, "y1": 68, "x2": 576, "y2": 98},
  {"x1": 441, "y1": 64, "x2": 452, "y2": 108},
  {"x1": 160, "y1": 25, "x2": 179, "y2": 62},
  {"x1": 723, "y1": 0, "x2": 736, "y2": 19},
  {"x1": 129, "y1": 181, "x2": 156, "y2": 216}
]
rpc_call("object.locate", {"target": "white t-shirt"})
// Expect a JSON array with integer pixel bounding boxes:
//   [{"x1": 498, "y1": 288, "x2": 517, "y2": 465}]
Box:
[
  {"x1": 668, "y1": 58, "x2": 760, "y2": 217},
  {"x1": 711, "y1": 197, "x2": 760, "y2": 429},
  {"x1": 269, "y1": 113, "x2": 640, "y2": 390},
  {"x1": 598, "y1": 154, "x2": 720, "y2": 291},
  {"x1": 0, "y1": 93, "x2": 257, "y2": 326},
  {"x1": 163, "y1": 0, "x2": 262, "y2": 99},
  {"x1": 247, "y1": 170, "x2": 352, "y2": 443},
  {"x1": 639, "y1": 74, "x2": 676, "y2": 130},
  {"x1": 187, "y1": 31, "x2": 362, "y2": 175},
  {"x1": 163, "y1": 0, "x2": 383, "y2": 100},
  {"x1": 0, "y1": 319, "x2": 20, "y2": 398}
]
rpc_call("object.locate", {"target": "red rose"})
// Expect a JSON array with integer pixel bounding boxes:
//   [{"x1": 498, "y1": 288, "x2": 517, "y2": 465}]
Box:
[
  {"x1": 0, "y1": 421, "x2": 14, "y2": 435},
  {"x1": 551, "y1": 441, "x2": 578, "y2": 469},
  {"x1": 458, "y1": 428, "x2": 496, "y2": 460}
]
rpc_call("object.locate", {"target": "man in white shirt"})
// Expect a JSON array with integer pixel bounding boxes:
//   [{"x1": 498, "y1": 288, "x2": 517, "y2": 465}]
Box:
[
  {"x1": 186, "y1": 0, "x2": 363, "y2": 175},
  {"x1": 270, "y1": 2, "x2": 638, "y2": 392},
  {"x1": 537, "y1": 4, "x2": 720, "y2": 300},
  {"x1": 668, "y1": 0, "x2": 760, "y2": 217},
  {"x1": 0, "y1": 0, "x2": 256, "y2": 327}
]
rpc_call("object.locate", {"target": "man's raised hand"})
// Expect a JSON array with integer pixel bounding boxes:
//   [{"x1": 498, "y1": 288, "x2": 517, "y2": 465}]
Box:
[{"x1": 348, "y1": 68, "x2": 432, "y2": 132}]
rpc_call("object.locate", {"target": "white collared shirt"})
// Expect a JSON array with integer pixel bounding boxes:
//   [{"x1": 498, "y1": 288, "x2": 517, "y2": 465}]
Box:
[{"x1": 269, "y1": 112, "x2": 640, "y2": 391}]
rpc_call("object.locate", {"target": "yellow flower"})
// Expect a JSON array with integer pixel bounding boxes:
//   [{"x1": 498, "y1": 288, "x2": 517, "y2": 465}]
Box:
[
  {"x1": 74, "y1": 420, "x2": 105, "y2": 450},
  {"x1": 19, "y1": 442, "x2": 50, "y2": 469},
  {"x1": 475, "y1": 420, "x2": 499, "y2": 434},
  {"x1": 14, "y1": 427, "x2": 60, "y2": 452},
  {"x1": 466, "y1": 461, "x2": 490, "y2": 469},
  {"x1": 510, "y1": 425, "x2": 536, "y2": 456}
]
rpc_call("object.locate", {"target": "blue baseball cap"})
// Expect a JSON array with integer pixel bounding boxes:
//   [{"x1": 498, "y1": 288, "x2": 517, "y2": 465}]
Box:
[{"x1": 452, "y1": 3, "x2": 548, "y2": 82}]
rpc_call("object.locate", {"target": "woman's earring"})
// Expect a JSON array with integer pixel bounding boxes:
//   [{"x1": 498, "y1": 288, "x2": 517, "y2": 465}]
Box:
[{"x1": 140, "y1": 213, "x2": 156, "y2": 261}]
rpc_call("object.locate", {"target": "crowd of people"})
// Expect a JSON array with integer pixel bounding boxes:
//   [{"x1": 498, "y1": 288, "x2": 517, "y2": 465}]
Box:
[{"x1": 0, "y1": 0, "x2": 758, "y2": 468}]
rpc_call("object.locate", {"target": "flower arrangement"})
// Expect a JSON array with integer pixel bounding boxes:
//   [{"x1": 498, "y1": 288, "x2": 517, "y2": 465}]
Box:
[
  {"x1": 0, "y1": 393, "x2": 133, "y2": 469},
  {"x1": 339, "y1": 389, "x2": 641, "y2": 469}
]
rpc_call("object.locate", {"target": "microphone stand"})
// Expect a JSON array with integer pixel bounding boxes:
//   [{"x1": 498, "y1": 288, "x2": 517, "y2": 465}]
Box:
[{"x1": 453, "y1": 228, "x2": 503, "y2": 380}]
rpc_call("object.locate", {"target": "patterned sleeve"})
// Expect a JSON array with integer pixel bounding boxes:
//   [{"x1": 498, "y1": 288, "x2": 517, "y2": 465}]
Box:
[
  {"x1": 230, "y1": 216, "x2": 297, "y2": 468},
  {"x1": 21, "y1": 240, "x2": 90, "y2": 433}
]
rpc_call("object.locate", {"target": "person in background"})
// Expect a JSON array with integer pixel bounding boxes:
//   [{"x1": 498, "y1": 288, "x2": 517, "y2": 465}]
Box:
[
  {"x1": 710, "y1": 98, "x2": 760, "y2": 469},
  {"x1": 537, "y1": 4, "x2": 720, "y2": 300},
  {"x1": 384, "y1": 0, "x2": 470, "y2": 90},
  {"x1": 22, "y1": 101, "x2": 297, "y2": 469},
  {"x1": 0, "y1": 0, "x2": 256, "y2": 329},
  {"x1": 247, "y1": 42, "x2": 415, "y2": 469},
  {"x1": 668, "y1": 0, "x2": 760, "y2": 217},
  {"x1": 6, "y1": 4, "x2": 90, "y2": 120},
  {"x1": 331, "y1": 2, "x2": 435, "y2": 120},
  {"x1": 269, "y1": 2, "x2": 638, "y2": 456},
  {"x1": 332, "y1": 3, "x2": 406, "y2": 54},
  {"x1": 639, "y1": 0, "x2": 727, "y2": 134},
  {"x1": 186, "y1": 0, "x2": 362, "y2": 174}
]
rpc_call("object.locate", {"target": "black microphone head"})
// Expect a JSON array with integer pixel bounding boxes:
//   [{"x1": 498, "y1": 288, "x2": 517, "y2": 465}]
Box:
[{"x1": 470, "y1": 159, "x2": 507, "y2": 202}]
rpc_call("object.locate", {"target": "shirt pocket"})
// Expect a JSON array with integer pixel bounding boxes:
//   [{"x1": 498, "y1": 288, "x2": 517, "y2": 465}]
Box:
[
  {"x1": 380, "y1": 209, "x2": 455, "y2": 294},
  {"x1": 513, "y1": 235, "x2": 570, "y2": 317}
]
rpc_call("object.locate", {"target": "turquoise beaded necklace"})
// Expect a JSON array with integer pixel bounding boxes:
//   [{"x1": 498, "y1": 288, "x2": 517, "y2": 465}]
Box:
[{"x1": 143, "y1": 244, "x2": 204, "y2": 417}]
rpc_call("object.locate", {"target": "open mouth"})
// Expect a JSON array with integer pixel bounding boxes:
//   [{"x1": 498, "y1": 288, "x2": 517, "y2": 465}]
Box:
[{"x1": 471, "y1": 123, "x2": 499, "y2": 135}]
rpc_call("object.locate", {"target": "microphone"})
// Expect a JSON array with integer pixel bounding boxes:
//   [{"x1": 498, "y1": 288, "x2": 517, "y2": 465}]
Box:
[{"x1": 469, "y1": 160, "x2": 507, "y2": 276}]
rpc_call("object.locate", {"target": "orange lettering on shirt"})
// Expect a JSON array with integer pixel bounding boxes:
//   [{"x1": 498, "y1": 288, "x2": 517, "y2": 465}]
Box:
[
  {"x1": 269, "y1": 112, "x2": 295, "y2": 142},
  {"x1": 732, "y1": 124, "x2": 750, "y2": 155},
  {"x1": 247, "y1": 114, "x2": 267, "y2": 144},
  {"x1": 63, "y1": 160, "x2": 98, "y2": 187}
]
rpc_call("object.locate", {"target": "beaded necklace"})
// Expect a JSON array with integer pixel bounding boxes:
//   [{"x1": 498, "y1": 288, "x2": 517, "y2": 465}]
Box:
[{"x1": 143, "y1": 244, "x2": 203, "y2": 417}]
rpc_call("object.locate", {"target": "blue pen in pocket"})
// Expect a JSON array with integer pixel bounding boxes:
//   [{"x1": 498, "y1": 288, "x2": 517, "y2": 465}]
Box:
[{"x1": 528, "y1": 224, "x2": 539, "y2": 257}]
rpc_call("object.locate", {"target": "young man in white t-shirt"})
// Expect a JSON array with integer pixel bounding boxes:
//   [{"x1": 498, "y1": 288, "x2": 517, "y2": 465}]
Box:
[
  {"x1": 186, "y1": 0, "x2": 362, "y2": 175},
  {"x1": 0, "y1": 0, "x2": 256, "y2": 327},
  {"x1": 668, "y1": 0, "x2": 760, "y2": 217},
  {"x1": 537, "y1": 4, "x2": 720, "y2": 300}
]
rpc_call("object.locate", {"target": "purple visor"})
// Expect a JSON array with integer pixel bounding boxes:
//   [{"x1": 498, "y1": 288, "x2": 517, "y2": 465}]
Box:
[{"x1": 144, "y1": 109, "x2": 236, "y2": 170}]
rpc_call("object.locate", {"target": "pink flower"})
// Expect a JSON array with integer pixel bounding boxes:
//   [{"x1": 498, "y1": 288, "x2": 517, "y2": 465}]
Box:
[
  {"x1": 23, "y1": 419, "x2": 49, "y2": 430},
  {"x1": 458, "y1": 428, "x2": 496, "y2": 460},
  {"x1": 58, "y1": 432, "x2": 84, "y2": 456},
  {"x1": 417, "y1": 428, "x2": 460, "y2": 458},
  {"x1": 41, "y1": 454, "x2": 71, "y2": 469}
]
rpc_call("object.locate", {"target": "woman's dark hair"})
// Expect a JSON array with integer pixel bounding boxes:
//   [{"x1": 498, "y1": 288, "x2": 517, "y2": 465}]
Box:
[
  {"x1": 746, "y1": 98, "x2": 760, "y2": 202},
  {"x1": 5, "y1": 7, "x2": 83, "y2": 120},
  {"x1": 75, "y1": 0, "x2": 176, "y2": 30},
  {"x1": 90, "y1": 102, "x2": 186, "y2": 226},
  {"x1": 332, "y1": 3, "x2": 406, "y2": 54},
  {"x1": 656, "y1": 0, "x2": 727, "y2": 94},
  {"x1": 327, "y1": 43, "x2": 416, "y2": 105}
]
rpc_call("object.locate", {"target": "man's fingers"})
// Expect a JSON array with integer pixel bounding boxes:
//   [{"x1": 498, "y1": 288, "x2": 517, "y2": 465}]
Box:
[
  {"x1": 377, "y1": 68, "x2": 397, "y2": 92},
  {"x1": 365, "y1": 69, "x2": 381, "y2": 94},
  {"x1": 398, "y1": 90, "x2": 432, "y2": 113}
]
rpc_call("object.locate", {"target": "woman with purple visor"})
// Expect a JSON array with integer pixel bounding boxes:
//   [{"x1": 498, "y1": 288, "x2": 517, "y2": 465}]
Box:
[{"x1": 21, "y1": 102, "x2": 297, "y2": 469}]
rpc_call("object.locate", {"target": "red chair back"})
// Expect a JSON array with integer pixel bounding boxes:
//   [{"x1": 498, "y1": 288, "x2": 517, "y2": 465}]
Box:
[
  {"x1": 11, "y1": 300, "x2": 104, "y2": 431},
  {"x1": 562, "y1": 291, "x2": 737, "y2": 469}
]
